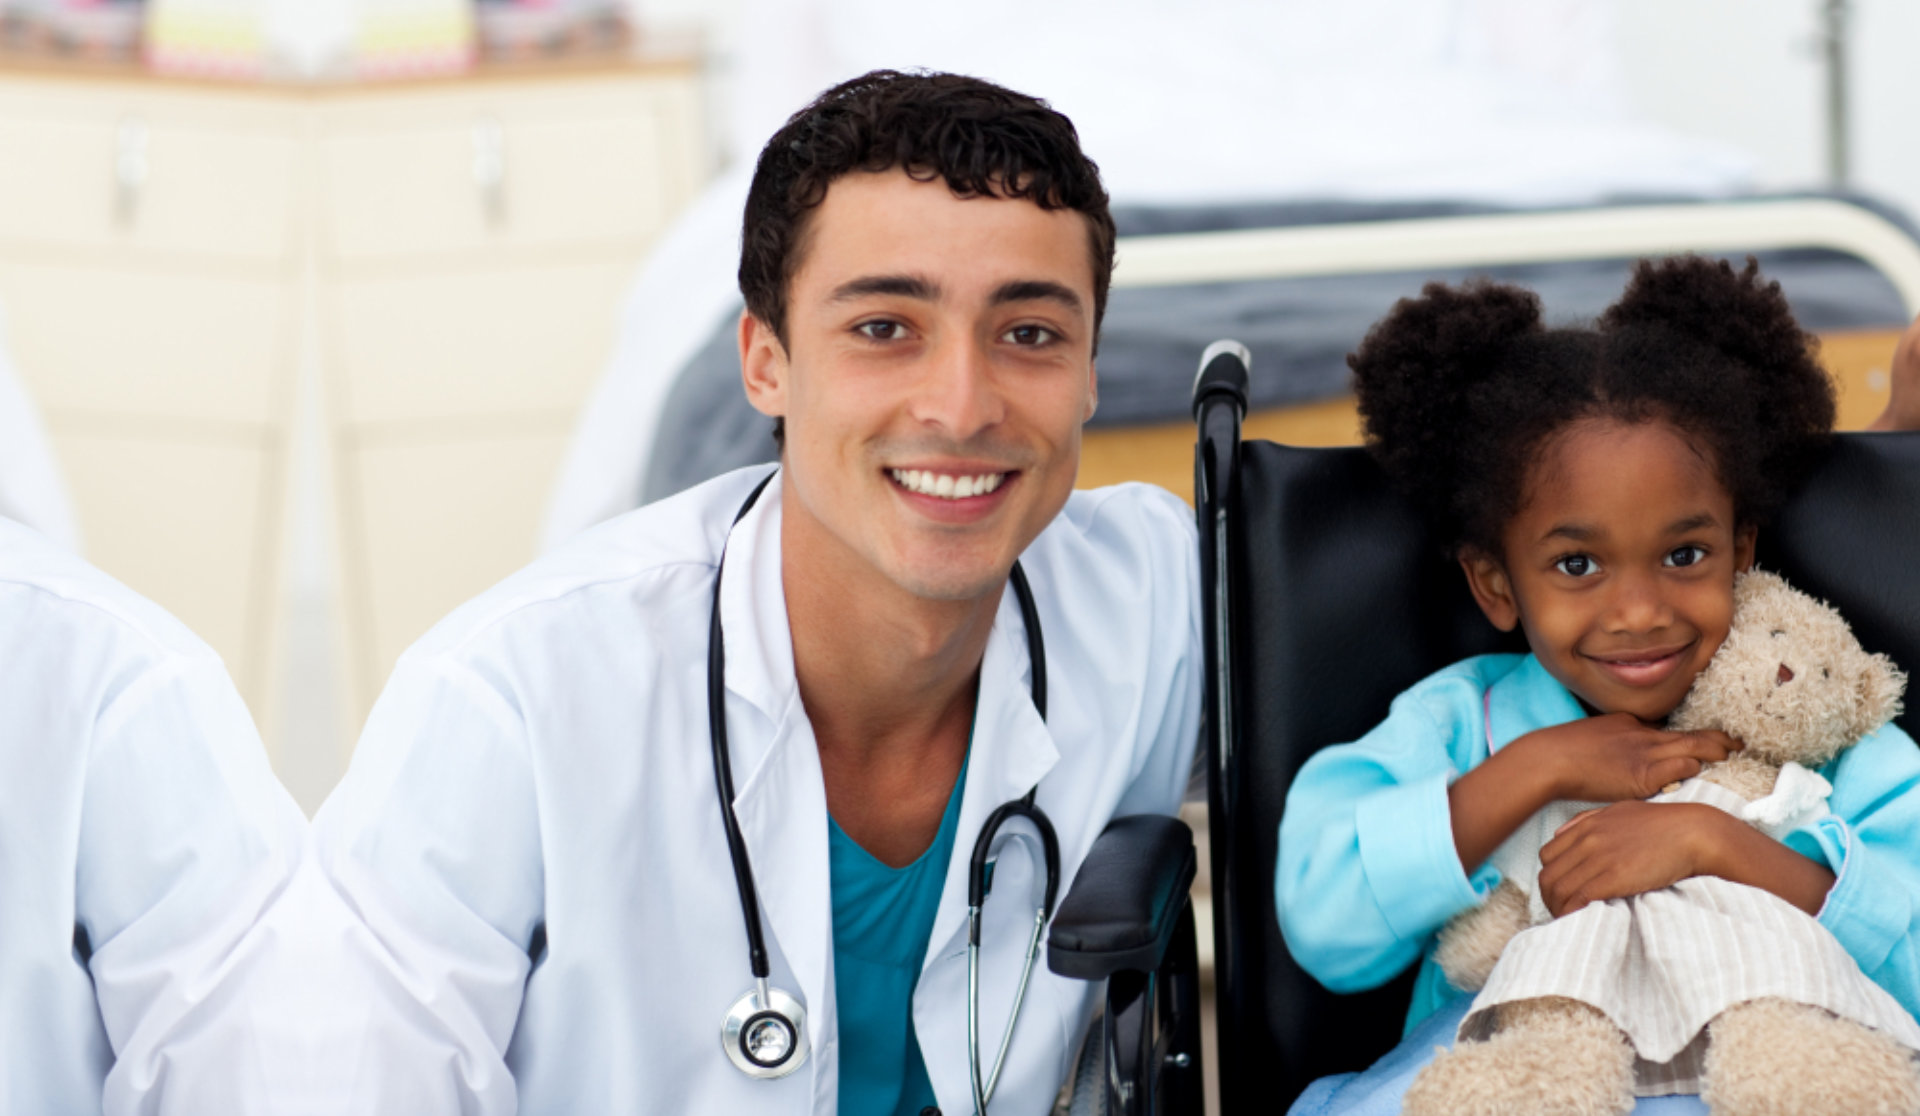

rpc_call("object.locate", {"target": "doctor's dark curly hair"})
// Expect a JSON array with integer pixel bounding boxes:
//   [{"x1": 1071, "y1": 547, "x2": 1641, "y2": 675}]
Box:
[
  {"x1": 739, "y1": 69, "x2": 1116, "y2": 348},
  {"x1": 1350, "y1": 255, "x2": 1836, "y2": 557}
]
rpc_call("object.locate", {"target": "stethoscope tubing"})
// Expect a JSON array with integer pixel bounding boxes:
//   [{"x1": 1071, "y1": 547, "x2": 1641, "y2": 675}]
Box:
[{"x1": 709, "y1": 470, "x2": 1061, "y2": 1111}]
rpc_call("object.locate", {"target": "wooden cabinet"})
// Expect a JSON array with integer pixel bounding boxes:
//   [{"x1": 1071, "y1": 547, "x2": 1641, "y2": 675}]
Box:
[
  {"x1": 315, "y1": 68, "x2": 704, "y2": 732},
  {"x1": 0, "y1": 72, "x2": 304, "y2": 734},
  {"x1": 0, "y1": 63, "x2": 705, "y2": 795}
]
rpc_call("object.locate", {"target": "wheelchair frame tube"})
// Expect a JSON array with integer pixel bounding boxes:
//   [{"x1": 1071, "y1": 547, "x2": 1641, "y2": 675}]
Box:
[{"x1": 1191, "y1": 344, "x2": 1247, "y2": 1111}]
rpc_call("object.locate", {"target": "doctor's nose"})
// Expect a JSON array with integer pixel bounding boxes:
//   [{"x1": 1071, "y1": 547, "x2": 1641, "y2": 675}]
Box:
[{"x1": 910, "y1": 335, "x2": 1006, "y2": 440}]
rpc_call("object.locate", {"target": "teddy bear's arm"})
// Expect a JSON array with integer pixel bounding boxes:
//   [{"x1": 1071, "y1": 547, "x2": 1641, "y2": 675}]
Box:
[{"x1": 1433, "y1": 880, "x2": 1531, "y2": 992}]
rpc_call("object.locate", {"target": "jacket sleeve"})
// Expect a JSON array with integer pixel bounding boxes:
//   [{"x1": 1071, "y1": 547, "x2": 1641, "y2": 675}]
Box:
[
  {"x1": 1273, "y1": 682, "x2": 1497, "y2": 993},
  {"x1": 1786, "y1": 721, "x2": 1920, "y2": 1019},
  {"x1": 1110, "y1": 486, "x2": 1204, "y2": 821},
  {"x1": 307, "y1": 652, "x2": 548, "y2": 1116},
  {"x1": 77, "y1": 655, "x2": 306, "y2": 1116}
]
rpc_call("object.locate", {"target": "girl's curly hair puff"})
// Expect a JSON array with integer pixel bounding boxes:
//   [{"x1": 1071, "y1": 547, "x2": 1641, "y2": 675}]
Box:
[{"x1": 1350, "y1": 256, "x2": 1836, "y2": 557}]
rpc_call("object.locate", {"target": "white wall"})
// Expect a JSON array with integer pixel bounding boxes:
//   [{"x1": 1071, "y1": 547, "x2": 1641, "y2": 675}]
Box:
[
  {"x1": 1849, "y1": 0, "x2": 1920, "y2": 224},
  {"x1": 636, "y1": 0, "x2": 1920, "y2": 224},
  {"x1": 1614, "y1": 0, "x2": 1920, "y2": 223}
]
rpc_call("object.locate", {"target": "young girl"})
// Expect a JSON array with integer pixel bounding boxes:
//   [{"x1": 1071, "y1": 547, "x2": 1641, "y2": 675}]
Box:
[{"x1": 1275, "y1": 257, "x2": 1920, "y2": 1116}]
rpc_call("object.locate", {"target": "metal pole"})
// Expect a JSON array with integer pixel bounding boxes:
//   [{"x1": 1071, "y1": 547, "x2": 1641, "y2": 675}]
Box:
[{"x1": 1823, "y1": 0, "x2": 1851, "y2": 187}]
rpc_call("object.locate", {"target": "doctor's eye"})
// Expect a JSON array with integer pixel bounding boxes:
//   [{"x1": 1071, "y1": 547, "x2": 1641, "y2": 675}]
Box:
[
  {"x1": 1553, "y1": 553, "x2": 1599, "y2": 578},
  {"x1": 1003, "y1": 324, "x2": 1058, "y2": 347},
  {"x1": 855, "y1": 320, "x2": 907, "y2": 342},
  {"x1": 1664, "y1": 545, "x2": 1708, "y2": 568}
]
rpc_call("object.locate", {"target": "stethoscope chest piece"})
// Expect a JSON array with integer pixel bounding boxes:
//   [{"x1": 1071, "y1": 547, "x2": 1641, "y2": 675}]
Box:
[{"x1": 721, "y1": 981, "x2": 810, "y2": 1079}]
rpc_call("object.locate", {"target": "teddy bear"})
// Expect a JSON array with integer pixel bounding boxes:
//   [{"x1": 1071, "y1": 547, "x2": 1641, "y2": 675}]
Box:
[{"x1": 1404, "y1": 569, "x2": 1920, "y2": 1116}]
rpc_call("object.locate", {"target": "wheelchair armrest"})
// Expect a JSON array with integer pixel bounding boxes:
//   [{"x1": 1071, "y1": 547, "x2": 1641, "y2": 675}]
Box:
[{"x1": 1046, "y1": 814, "x2": 1196, "y2": 981}]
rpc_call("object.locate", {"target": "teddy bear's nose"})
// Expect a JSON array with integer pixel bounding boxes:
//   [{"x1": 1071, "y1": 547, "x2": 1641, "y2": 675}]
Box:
[{"x1": 1777, "y1": 663, "x2": 1795, "y2": 685}]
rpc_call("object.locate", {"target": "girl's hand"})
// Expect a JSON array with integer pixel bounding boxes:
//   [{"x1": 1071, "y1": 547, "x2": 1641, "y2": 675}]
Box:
[
  {"x1": 1537, "y1": 800, "x2": 1837, "y2": 918},
  {"x1": 1537, "y1": 801, "x2": 1727, "y2": 917},
  {"x1": 1519, "y1": 713, "x2": 1740, "y2": 803},
  {"x1": 1446, "y1": 714, "x2": 1737, "y2": 875}
]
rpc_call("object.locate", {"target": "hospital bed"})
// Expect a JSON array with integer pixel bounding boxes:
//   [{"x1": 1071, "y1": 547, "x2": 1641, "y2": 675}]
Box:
[
  {"x1": 630, "y1": 192, "x2": 1920, "y2": 508},
  {"x1": 1052, "y1": 348, "x2": 1920, "y2": 1115}
]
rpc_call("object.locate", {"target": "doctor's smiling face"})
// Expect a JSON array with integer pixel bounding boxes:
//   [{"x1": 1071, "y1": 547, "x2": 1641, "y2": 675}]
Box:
[{"x1": 741, "y1": 168, "x2": 1099, "y2": 604}]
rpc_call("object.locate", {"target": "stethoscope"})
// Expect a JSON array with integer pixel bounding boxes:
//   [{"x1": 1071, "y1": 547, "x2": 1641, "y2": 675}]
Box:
[{"x1": 709, "y1": 472, "x2": 1061, "y2": 1114}]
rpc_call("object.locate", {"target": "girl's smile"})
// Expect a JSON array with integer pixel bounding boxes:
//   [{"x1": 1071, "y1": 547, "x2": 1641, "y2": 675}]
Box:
[
  {"x1": 1461, "y1": 418, "x2": 1757, "y2": 721},
  {"x1": 1584, "y1": 641, "x2": 1696, "y2": 689}
]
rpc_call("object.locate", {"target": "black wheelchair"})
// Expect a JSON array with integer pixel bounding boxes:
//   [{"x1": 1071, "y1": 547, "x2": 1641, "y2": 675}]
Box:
[{"x1": 1043, "y1": 341, "x2": 1920, "y2": 1114}]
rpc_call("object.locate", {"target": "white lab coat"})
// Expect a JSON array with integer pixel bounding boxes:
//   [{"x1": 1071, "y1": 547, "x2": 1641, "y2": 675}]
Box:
[
  {"x1": 0, "y1": 517, "x2": 304, "y2": 1115},
  {"x1": 312, "y1": 467, "x2": 1202, "y2": 1115}
]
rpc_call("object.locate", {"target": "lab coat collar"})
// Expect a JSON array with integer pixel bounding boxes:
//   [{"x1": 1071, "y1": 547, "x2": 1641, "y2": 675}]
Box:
[
  {"x1": 713, "y1": 471, "x2": 1060, "y2": 802},
  {"x1": 1485, "y1": 653, "x2": 1586, "y2": 754},
  {"x1": 715, "y1": 468, "x2": 796, "y2": 734}
]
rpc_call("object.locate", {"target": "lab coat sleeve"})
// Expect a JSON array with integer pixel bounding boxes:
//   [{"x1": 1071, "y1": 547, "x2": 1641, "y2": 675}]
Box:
[
  {"x1": 1109, "y1": 486, "x2": 1205, "y2": 821},
  {"x1": 75, "y1": 654, "x2": 306, "y2": 1116},
  {"x1": 1784, "y1": 721, "x2": 1920, "y2": 1019},
  {"x1": 310, "y1": 652, "x2": 548, "y2": 1116},
  {"x1": 1273, "y1": 681, "x2": 1493, "y2": 994}
]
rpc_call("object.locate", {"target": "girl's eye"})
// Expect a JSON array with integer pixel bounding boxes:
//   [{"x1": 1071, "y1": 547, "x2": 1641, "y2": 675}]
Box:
[
  {"x1": 856, "y1": 320, "x2": 906, "y2": 341},
  {"x1": 1664, "y1": 545, "x2": 1708, "y2": 568},
  {"x1": 1554, "y1": 554, "x2": 1599, "y2": 578},
  {"x1": 1003, "y1": 324, "x2": 1057, "y2": 346}
]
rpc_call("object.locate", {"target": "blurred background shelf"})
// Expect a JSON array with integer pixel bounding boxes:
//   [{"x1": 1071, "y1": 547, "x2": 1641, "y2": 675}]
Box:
[{"x1": 0, "y1": 58, "x2": 704, "y2": 806}]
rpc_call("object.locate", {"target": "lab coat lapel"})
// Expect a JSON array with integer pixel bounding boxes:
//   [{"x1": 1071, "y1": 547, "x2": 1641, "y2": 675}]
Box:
[
  {"x1": 925, "y1": 582, "x2": 1061, "y2": 967},
  {"x1": 716, "y1": 475, "x2": 835, "y2": 1104}
]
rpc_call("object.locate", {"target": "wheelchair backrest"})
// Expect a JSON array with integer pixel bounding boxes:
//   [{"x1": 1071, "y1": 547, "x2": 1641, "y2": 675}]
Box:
[{"x1": 1212, "y1": 432, "x2": 1920, "y2": 1110}]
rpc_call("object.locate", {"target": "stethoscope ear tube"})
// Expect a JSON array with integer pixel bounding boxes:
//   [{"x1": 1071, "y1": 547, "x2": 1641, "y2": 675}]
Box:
[{"x1": 966, "y1": 800, "x2": 1062, "y2": 923}]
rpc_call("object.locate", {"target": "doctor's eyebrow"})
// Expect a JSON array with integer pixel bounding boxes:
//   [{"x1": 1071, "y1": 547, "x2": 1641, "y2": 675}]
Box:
[
  {"x1": 990, "y1": 279, "x2": 1084, "y2": 315},
  {"x1": 829, "y1": 274, "x2": 939, "y2": 303}
]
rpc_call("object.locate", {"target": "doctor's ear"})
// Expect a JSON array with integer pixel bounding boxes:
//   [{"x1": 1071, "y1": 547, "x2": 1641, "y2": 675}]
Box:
[
  {"x1": 740, "y1": 310, "x2": 790, "y2": 419},
  {"x1": 1083, "y1": 360, "x2": 1098, "y2": 423},
  {"x1": 1460, "y1": 548, "x2": 1520, "y2": 632}
]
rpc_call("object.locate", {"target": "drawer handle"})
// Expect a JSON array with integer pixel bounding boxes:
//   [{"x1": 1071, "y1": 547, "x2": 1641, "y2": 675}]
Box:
[
  {"x1": 115, "y1": 116, "x2": 149, "y2": 227},
  {"x1": 472, "y1": 116, "x2": 507, "y2": 227}
]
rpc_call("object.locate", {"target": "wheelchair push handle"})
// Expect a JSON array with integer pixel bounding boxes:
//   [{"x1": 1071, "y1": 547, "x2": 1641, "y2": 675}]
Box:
[{"x1": 1190, "y1": 339, "x2": 1250, "y2": 422}]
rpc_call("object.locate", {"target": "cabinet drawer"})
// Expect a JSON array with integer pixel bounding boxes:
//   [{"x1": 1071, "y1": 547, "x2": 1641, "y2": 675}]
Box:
[
  {"x1": 0, "y1": 87, "x2": 297, "y2": 261},
  {"x1": 49, "y1": 429, "x2": 272, "y2": 700},
  {"x1": 330, "y1": 259, "x2": 634, "y2": 424},
  {"x1": 319, "y1": 81, "x2": 701, "y2": 261},
  {"x1": 0, "y1": 262, "x2": 293, "y2": 425},
  {"x1": 342, "y1": 427, "x2": 570, "y2": 703}
]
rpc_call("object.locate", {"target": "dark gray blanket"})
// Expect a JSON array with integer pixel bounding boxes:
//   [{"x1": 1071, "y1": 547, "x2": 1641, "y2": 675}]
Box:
[{"x1": 643, "y1": 194, "x2": 1917, "y2": 503}]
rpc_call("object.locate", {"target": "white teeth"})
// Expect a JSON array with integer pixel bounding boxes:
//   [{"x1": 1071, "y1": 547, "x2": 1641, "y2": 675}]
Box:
[{"x1": 888, "y1": 469, "x2": 1007, "y2": 499}]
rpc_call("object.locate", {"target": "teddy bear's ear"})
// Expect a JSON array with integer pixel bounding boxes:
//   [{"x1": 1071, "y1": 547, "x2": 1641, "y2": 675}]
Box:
[
  {"x1": 1731, "y1": 568, "x2": 1780, "y2": 611},
  {"x1": 1853, "y1": 652, "x2": 1909, "y2": 737}
]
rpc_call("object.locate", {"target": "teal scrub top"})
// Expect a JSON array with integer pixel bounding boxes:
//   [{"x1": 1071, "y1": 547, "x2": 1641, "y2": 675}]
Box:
[{"x1": 828, "y1": 755, "x2": 968, "y2": 1116}]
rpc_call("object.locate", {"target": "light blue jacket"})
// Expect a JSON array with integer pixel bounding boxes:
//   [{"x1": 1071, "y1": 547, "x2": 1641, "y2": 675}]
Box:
[{"x1": 1274, "y1": 652, "x2": 1920, "y2": 1033}]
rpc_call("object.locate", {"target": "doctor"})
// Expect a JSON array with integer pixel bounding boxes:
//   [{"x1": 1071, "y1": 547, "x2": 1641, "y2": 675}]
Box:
[
  {"x1": 312, "y1": 70, "x2": 1200, "y2": 1114},
  {"x1": 0, "y1": 516, "x2": 305, "y2": 1113}
]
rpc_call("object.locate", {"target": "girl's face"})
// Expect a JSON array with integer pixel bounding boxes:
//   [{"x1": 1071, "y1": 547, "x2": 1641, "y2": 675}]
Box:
[{"x1": 1461, "y1": 418, "x2": 1756, "y2": 721}]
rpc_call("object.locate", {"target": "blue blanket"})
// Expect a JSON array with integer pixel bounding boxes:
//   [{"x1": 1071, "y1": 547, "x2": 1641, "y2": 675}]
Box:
[{"x1": 1287, "y1": 996, "x2": 1709, "y2": 1116}]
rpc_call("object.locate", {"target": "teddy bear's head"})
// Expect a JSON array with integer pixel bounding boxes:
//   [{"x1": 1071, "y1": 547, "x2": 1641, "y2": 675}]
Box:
[{"x1": 1667, "y1": 569, "x2": 1906, "y2": 767}]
